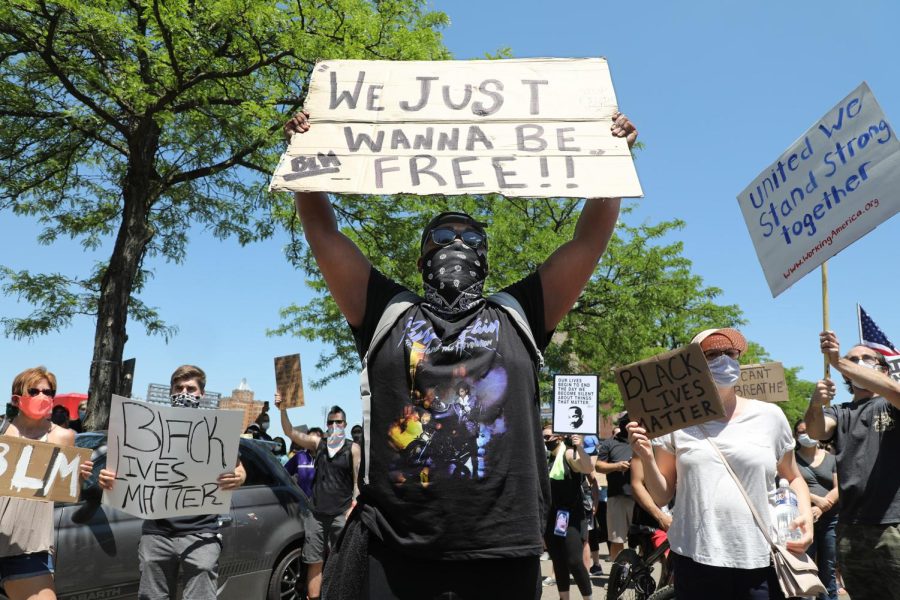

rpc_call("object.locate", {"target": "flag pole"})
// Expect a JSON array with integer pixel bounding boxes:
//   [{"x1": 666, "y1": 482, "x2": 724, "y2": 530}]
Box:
[
  {"x1": 822, "y1": 262, "x2": 830, "y2": 380},
  {"x1": 857, "y1": 303, "x2": 864, "y2": 345}
]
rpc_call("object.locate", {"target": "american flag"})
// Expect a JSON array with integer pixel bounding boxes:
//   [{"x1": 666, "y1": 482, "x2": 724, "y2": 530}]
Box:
[{"x1": 858, "y1": 305, "x2": 899, "y2": 356}]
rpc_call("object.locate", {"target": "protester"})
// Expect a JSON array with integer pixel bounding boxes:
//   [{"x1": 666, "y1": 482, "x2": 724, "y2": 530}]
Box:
[
  {"x1": 793, "y1": 419, "x2": 838, "y2": 600},
  {"x1": 98, "y1": 365, "x2": 246, "y2": 600},
  {"x1": 350, "y1": 424, "x2": 363, "y2": 445},
  {"x1": 272, "y1": 436, "x2": 289, "y2": 465},
  {"x1": 255, "y1": 411, "x2": 273, "y2": 442},
  {"x1": 596, "y1": 415, "x2": 634, "y2": 561},
  {"x1": 628, "y1": 328, "x2": 813, "y2": 599},
  {"x1": 543, "y1": 425, "x2": 595, "y2": 600},
  {"x1": 50, "y1": 404, "x2": 70, "y2": 428},
  {"x1": 1, "y1": 367, "x2": 93, "y2": 600},
  {"x1": 283, "y1": 107, "x2": 635, "y2": 599},
  {"x1": 629, "y1": 452, "x2": 671, "y2": 553},
  {"x1": 277, "y1": 398, "x2": 359, "y2": 600},
  {"x1": 587, "y1": 470, "x2": 609, "y2": 575},
  {"x1": 68, "y1": 399, "x2": 88, "y2": 433},
  {"x1": 285, "y1": 426, "x2": 322, "y2": 498},
  {"x1": 804, "y1": 331, "x2": 900, "y2": 600}
]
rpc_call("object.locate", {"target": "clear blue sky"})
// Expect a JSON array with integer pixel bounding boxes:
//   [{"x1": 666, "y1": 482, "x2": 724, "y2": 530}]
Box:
[{"x1": 2, "y1": 1, "x2": 899, "y2": 442}]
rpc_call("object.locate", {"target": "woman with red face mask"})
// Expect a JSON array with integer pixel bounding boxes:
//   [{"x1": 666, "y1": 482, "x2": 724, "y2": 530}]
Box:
[{"x1": 0, "y1": 367, "x2": 93, "y2": 600}]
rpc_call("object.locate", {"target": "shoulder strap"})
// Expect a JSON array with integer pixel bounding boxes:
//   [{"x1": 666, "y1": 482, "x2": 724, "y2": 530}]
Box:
[
  {"x1": 359, "y1": 290, "x2": 419, "y2": 484},
  {"x1": 698, "y1": 424, "x2": 776, "y2": 547},
  {"x1": 0, "y1": 416, "x2": 9, "y2": 435},
  {"x1": 487, "y1": 291, "x2": 544, "y2": 368}
]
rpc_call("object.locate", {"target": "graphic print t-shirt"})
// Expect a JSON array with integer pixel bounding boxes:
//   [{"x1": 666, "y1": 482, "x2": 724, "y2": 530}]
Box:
[{"x1": 352, "y1": 268, "x2": 550, "y2": 559}]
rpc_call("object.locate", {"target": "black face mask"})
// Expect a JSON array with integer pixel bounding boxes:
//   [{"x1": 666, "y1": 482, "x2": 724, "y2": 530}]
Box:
[
  {"x1": 421, "y1": 241, "x2": 488, "y2": 316},
  {"x1": 545, "y1": 439, "x2": 560, "y2": 452},
  {"x1": 51, "y1": 412, "x2": 68, "y2": 426}
]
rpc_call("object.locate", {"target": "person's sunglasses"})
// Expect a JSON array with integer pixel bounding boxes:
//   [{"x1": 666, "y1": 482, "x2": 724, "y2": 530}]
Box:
[
  {"x1": 429, "y1": 228, "x2": 485, "y2": 249},
  {"x1": 27, "y1": 388, "x2": 55, "y2": 398},
  {"x1": 327, "y1": 419, "x2": 345, "y2": 425},
  {"x1": 848, "y1": 355, "x2": 881, "y2": 366}
]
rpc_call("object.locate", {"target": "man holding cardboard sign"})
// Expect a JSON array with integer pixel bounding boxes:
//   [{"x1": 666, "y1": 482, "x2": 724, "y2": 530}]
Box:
[
  {"x1": 627, "y1": 328, "x2": 814, "y2": 599},
  {"x1": 98, "y1": 365, "x2": 245, "y2": 600},
  {"x1": 0, "y1": 366, "x2": 94, "y2": 600},
  {"x1": 283, "y1": 96, "x2": 636, "y2": 599}
]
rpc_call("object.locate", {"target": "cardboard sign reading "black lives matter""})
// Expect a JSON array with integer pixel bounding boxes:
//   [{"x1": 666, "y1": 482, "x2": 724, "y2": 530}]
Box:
[{"x1": 615, "y1": 344, "x2": 724, "y2": 439}]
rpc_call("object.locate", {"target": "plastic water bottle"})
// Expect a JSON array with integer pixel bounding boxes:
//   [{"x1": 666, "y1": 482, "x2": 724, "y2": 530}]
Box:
[{"x1": 772, "y1": 478, "x2": 801, "y2": 544}]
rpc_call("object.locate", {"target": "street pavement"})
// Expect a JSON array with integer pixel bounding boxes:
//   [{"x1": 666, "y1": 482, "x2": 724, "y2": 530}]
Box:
[{"x1": 538, "y1": 552, "x2": 851, "y2": 599}]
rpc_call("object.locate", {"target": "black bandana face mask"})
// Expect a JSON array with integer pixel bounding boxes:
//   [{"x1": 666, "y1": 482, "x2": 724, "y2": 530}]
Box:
[
  {"x1": 171, "y1": 392, "x2": 201, "y2": 408},
  {"x1": 421, "y1": 241, "x2": 488, "y2": 316}
]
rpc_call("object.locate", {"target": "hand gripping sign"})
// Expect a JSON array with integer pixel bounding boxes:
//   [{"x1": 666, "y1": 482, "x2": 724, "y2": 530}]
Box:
[
  {"x1": 270, "y1": 58, "x2": 642, "y2": 199},
  {"x1": 104, "y1": 395, "x2": 243, "y2": 519}
]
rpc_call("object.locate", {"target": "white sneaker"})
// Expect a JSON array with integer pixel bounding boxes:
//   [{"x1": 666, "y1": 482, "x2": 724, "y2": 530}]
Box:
[
  {"x1": 540, "y1": 551, "x2": 550, "y2": 561},
  {"x1": 541, "y1": 576, "x2": 556, "y2": 587}
]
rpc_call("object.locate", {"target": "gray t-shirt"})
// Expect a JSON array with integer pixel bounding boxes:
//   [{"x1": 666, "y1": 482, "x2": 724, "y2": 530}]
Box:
[
  {"x1": 653, "y1": 400, "x2": 794, "y2": 569},
  {"x1": 824, "y1": 396, "x2": 900, "y2": 525}
]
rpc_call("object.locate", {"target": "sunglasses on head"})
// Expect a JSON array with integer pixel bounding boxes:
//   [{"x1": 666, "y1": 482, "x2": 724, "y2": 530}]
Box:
[
  {"x1": 428, "y1": 228, "x2": 485, "y2": 249},
  {"x1": 27, "y1": 388, "x2": 55, "y2": 398}
]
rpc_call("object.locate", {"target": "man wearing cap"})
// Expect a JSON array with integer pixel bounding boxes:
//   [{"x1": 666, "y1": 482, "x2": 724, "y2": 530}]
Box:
[
  {"x1": 628, "y1": 328, "x2": 813, "y2": 599},
  {"x1": 804, "y1": 331, "x2": 900, "y2": 600},
  {"x1": 283, "y1": 110, "x2": 636, "y2": 599}
]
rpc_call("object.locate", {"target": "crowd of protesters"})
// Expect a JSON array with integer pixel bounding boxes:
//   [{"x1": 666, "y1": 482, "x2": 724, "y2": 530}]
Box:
[{"x1": 0, "y1": 105, "x2": 897, "y2": 600}]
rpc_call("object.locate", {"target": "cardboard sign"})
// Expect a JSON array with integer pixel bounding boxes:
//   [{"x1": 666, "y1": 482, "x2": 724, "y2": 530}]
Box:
[
  {"x1": 615, "y1": 344, "x2": 724, "y2": 439},
  {"x1": 104, "y1": 395, "x2": 243, "y2": 519},
  {"x1": 738, "y1": 82, "x2": 900, "y2": 297},
  {"x1": 270, "y1": 58, "x2": 642, "y2": 199},
  {"x1": 552, "y1": 374, "x2": 599, "y2": 435},
  {"x1": 736, "y1": 362, "x2": 789, "y2": 403},
  {"x1": 274, "y1": 354, "x2": 305, "y2": 408},
  {"x1": 887, "y1": 355, "x2": 900, "y2": 383},
  {"x1": 0, "y1": 436, "x2": 90, "y2": 503}
]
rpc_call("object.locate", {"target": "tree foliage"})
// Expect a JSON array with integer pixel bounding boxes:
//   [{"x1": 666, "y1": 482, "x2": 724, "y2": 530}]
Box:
[{"x1": 0, "y1": 0, "x2": 450, "y2": 428}]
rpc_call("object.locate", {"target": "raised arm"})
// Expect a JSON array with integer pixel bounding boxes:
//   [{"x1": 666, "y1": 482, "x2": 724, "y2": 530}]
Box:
[
  {"x1": 821, "y1": 330, "x2": 900, "y2": 408},
  {"x1": 275, "y1": 393, "x2": 321, "y2": 452},
  {"x1": 630, "y1": 452, "x2": 671, "y2": 530},
  {"x1": 804, "y1": 379, "x2": 837, "y2": 441},
  {"x1": 285, "y1": 111, "x2": 372, "y2": 327},
  {"x1": 564, "y1": 435, "x2": 594, "y2": 474},
  {"x1": 537, "y1": 113, "x2": 636, "y2": 331},
  {"x1": 627, "y1": 421, "x2": 676, "y2": 506}
]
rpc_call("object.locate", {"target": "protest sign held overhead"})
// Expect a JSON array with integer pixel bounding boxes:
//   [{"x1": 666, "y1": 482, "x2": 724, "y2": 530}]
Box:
[
  {"x1": 104, "y1": 395, "x2": 243, "y2": 519},
  {"x1": 552, "y1": 374, "x2": 598, "y2": 435},
  {"x1": 0, "y1": 437, "x2": 90, "y2": 503},
  {"x1": 738, "y1": 82, "x2": 900, "y2": 297},
  {"x1": 270, "y1": 58, "x2": 642, "y2": 199},
  {"x1": 274, "y1": 354, "x2": 305, "y2": 408},
  {"x1": 615, "y1": 344, "x2": 724, "y2": 438},
  {"x1": 736, "y1": 362, "x2": 789, "y2": 403},
  {"x1": 887, "y1": 356, "x2": 900, "y2": 384}
]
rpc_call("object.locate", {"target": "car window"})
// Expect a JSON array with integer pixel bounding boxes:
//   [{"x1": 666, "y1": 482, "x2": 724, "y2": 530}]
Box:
[{"x1": 238, "y1": 442, "x2": 278, "y2": 487}]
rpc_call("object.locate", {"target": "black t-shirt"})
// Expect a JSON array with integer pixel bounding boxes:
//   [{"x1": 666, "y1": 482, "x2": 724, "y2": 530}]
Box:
[
  {"x1": 597, "y1": 436, "x2": 632, "y2": 497},
  {"x1": 546, "y1": 450, "x2": 585, "y2": 530},
  {"x1": 825, "y1": 396, "x2": 900, "y2": 525},
  {"x1": 796, "y1": 451, "x2": 838, "y2": 520},
  {"x1": 142, "y1": 514, "x2": 219, "y2": 537},
  {"x1": 352, "y1": 268, "x2": 550, "y2": 559},
  {"x1": 311, "y1": 438, "x2": 355, "y2": 516}
]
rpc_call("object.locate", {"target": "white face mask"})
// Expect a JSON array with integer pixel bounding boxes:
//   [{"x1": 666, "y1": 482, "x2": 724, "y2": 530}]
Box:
[
  {"x1": 797, "y1": 433, "x2": 818, "y2": 448},
  {"x1": 707, "y1": 355, "x2": 741, "y2": 387}
]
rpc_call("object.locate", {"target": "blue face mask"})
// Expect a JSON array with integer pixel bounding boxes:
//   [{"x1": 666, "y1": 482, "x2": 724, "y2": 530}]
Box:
[{"x1": 707, "y1": 355, "x2": 741, "y2": 387}]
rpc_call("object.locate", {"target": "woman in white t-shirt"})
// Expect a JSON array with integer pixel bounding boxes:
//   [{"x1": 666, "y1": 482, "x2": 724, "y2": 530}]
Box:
[{"x1": 627, "y1": 328, "x2": 813, "y2": 600}]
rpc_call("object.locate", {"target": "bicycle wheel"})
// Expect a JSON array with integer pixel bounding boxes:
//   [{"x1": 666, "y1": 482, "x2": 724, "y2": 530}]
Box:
[
  {"x1": 607, "y1": 549, "x2": 657, "y2": 600},
  {"x1": 646, "y1": 584, "x2": 675, "y2": 600}
]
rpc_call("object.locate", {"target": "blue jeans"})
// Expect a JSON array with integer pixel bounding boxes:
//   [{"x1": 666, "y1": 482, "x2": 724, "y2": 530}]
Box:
[{"x1": 806, "y1": 513, "x2": 838, "y2": 600}]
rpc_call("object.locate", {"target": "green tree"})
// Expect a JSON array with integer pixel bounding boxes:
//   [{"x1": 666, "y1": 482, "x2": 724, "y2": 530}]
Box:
[
  {"x1": 272, "y1": 199, "x2": 741, "y2": 392},
  {"x1": 0, "y1": 0, "x2": 449, "y2": 429}
]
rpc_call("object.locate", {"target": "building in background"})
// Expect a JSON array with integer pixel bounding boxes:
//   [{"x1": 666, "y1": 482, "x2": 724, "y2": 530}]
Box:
[
  {"x1": 219, "y1": 379, "x2": 266, "y2": 432},
  {"x1": 145, "y1": 383, "x2": 221, "y2": 408}
]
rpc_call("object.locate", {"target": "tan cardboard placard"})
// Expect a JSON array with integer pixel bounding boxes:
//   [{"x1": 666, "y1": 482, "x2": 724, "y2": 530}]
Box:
[
  {"x1": 615, "y1": 344, "x2": 724, "y2": 439},
  {"x1": 275, "y1": 354, "x2": 305, "y2": 408},
  {"x1": 736, "y1": 362, "x2": 789, "y2": 403},
  {"x1": 0, "y1": 435, "x2": 91, "y2": 503},
  {"x1": 104, "y1": 395, "x2": 243, "y2": 519},
  {"x1": 270, "y1": 58, "x2": 643, "y2": 199}
]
